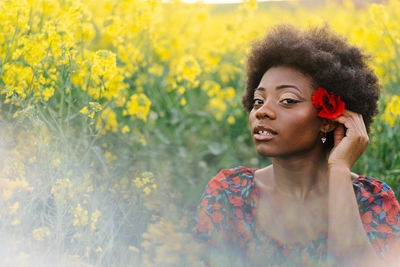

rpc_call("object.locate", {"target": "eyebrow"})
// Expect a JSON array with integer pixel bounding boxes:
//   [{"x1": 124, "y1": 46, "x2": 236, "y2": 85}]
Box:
[
  {"x1": 254, "y1": 85, "x2": 302, "y2": 92},
  {"x1": 254, "y1": 85, "x2": 305, "y2": 100},
  {"x1": 276, "y1": 84, "x2": 302, "y2": 92}
]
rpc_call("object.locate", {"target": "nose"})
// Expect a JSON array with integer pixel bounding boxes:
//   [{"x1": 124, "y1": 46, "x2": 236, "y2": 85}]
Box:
[{"x1": 255, "y1": 100, "x2": 276, "y2": 120}]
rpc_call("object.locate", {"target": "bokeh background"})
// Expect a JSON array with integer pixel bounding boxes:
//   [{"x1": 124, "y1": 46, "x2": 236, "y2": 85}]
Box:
[{"x1": 1, "y1": 0, "x2": 400, "y2": 265}]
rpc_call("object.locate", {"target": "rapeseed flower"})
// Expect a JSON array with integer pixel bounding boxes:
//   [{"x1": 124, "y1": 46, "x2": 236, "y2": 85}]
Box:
[
  {"x1": 126, "y1": 93, "x2": 151, "y2": 121},
  {"x1": 382, "y1": 95, "x2": 400, "y2": 126},
  {"x1": 33, "y1": 227, "x2": 50, "y2": 242}
]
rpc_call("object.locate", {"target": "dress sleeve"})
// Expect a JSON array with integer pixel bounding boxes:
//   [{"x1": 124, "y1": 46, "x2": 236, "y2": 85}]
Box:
[
  {"x1": 353, "y1": 176, "x2": 400, "y2": 259},
  {"x1": 192, "y1": 168, "x2": 234, "y2": 246},
  {"x1": 193, "y1": 168, "x2": 251, "y2": 265}
]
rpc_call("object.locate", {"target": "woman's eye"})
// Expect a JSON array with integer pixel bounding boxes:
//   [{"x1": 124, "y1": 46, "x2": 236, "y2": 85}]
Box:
[
  {"x1": 281, "y1": 98, "x2": 300, "y2": 104},
  {"x1": 253, "y1": 99, "x2": 263, "y2": 106}
]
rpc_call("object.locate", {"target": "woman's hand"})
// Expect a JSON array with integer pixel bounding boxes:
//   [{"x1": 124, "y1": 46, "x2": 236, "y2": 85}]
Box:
[{"x1": 327, "y1": 110, "x2": 369, "y2": 170}]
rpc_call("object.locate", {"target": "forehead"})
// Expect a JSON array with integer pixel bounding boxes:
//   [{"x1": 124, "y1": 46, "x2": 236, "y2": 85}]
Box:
[{"x1": 258, "y1": 66, "x2": 315, "y2": 96}]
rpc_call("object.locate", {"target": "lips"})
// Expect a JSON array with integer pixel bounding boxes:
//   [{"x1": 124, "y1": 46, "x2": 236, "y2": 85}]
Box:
[{"x1": 253, "y1": 125, "x2": 277, "y2": 141}]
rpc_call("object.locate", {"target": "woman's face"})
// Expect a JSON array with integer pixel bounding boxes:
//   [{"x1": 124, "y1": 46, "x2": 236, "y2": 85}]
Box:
[{"x1": 249, "y1": 66, "x2": 324, "y2": 158}]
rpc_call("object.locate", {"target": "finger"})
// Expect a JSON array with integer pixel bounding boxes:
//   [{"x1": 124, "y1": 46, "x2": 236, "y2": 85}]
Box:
[
  {"x1": 331, "y1": 112, "x2": 369, "y2": 146},
  {"x1": 331, "y1": 115, "x2": 357, "y2": 137},
  {"x1": 333, "y1": 123, "x2": 345, "y2": 147},
  {"x1": 334, "y1": 111, "x2": 368, "y2": 137}
]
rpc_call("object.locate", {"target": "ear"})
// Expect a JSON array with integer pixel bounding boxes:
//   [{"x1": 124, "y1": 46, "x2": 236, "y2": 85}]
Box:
[{"x1": 320, "y1": 118, "x2": 337, "y2": 133}]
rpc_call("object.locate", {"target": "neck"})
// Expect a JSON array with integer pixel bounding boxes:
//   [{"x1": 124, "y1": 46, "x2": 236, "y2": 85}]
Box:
[{"x1": 270, "y1": 150, "x2": 329, "y2": 201}]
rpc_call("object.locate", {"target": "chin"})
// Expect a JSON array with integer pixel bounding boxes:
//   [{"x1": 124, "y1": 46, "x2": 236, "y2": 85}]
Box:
[
  {"x1": 254, "y1": 142, "x2": 314, "y2": 158},
  {"x1": 254, "y1": 146, "x2": 278, "y2": 158}
]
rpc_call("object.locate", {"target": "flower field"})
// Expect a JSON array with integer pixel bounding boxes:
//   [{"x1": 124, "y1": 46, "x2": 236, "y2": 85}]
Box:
[{"x1": 1, "y1": 0, "x2": 400, "y2": 265}]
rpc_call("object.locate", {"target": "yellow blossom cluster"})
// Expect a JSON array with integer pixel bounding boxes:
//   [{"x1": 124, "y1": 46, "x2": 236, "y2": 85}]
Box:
[
  {"x1": 32, "y1": 227, "x2": 51, "y2": 242},
  {"x1": 51, "y1": 178, "x2": 74, "y2": 200},
  {"x1": 134, "y1": 172, "x2": 157, "y2": 196},
  {"x1": 0, "y1": 0, "x2": 153, "y2": 143},
  {"x1": 73, "y1": 203, "x2": 89, "y2": 226},
  {"x1": 382, "y1": 95, "x2": 400, "y2": 126},
  {"x1": 141, "y1": 216, "x2": 205, "y2": 265},
  {"x1": 125, "y1": 93, "x2": 152, "y2": 121}
]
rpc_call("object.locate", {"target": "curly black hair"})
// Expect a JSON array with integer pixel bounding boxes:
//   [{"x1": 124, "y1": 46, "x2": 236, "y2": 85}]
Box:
[{"x1": 242, "y1": 24, "x2": 380, "y2": 149}]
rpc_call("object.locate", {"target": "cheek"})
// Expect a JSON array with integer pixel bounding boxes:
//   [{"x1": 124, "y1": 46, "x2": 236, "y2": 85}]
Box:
[
  {"x1": 280, "y1": 111, "x2": 320, "y2": 138},
  {"x1": 248, "y1": 110, "x2": 256, "y2": 126}
]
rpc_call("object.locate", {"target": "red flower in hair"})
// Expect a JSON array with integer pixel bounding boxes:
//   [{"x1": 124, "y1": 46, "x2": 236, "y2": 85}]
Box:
[{"x1": 312, "y1": 88, "x2": 345, "y2": 119}]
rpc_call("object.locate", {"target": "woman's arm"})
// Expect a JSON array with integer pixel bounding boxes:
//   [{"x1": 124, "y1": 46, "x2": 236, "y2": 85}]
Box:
[
  {"x1": 327, "y1": 110, "x2": 399, "y2": 265},
  {"x1": 327, "y1": 166, "x2": 384, "y2": 266}
]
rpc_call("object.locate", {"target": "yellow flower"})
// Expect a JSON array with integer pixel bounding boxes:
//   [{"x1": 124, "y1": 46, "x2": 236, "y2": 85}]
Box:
[
  {"x1": 89, "y1": 102, "x2": 103, "y2": 112},
  {"x1": 140, "y1": 138, "x2": 147, "y2": 146},
  {"x1": 129, "y1": 246, "x2": 140, "y2": 253},
  {"x1": 92, "y1": 50, "x2": 117, "y2": 77},
  {"x1": 91, "y1": 210, "x2": 101, "y2": 231},
  {"x1": 80, "y1": 107, "x2": 89, "y2": 114},
  {"x1": 177, "y1": 86, "x2": 185, "y2": 95},
  {"x1": 73, "y1": 204, "x2": 88, "y2": 226},
  {"x1": 126, "y1": 93, "x2": 151, "y2": 121},
  {"x1": 382, "y1": 95, "x2": 400, "y2": 126},
  {"x1": 50, "y1": 178, "x2": 72, "y2": 200},
  {"x1": 9, "y1": 201, "x2": 19, "y2": 215},
  {"x1": 73, "y1": 233, "x2": 82, "y2": 239},
  {"x1": 42, "y1": 87, "x2": 55, "y2": 101},
  {"x1": 100, "y1": 107, "x2": 118, "y2": 132},
  {"x1": 122, "y1": 125, "x2": 130, "y2": 133},
  {"x1": 143, "y1": 186, "x2": 151, "y2": 195},
  {"x1": 180, "y1": 98, "x2": 186, "y2": 106},
  {"x1": 227, "y1": 116, "x2": 235, "y2": 125},
  {"x1": 134, "y1": 178, "x2": 144, "y2": 188},
  {"x1": 11, "y1": 219, "x2": 20, "y2": 226},
  {"x1": 141, "y1": 240, "x2": 151, "y2": 249},
  {"x1": 224, "y1": 87, "x2": 235, "y2": 100},
  {"x1": 33, "y1": 227, "x2": 50, "y2": 242},
  {"x1": 175, "y1": 55, "x2": 201, "y2": 84}
]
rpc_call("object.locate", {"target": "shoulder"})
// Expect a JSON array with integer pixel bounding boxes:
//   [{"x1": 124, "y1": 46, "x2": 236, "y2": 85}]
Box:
[
  {"x1": 353, "y1": 175, "x2": 400, "y2": 257},
  {"x1": 353, "y1": 175, "x2": 400, "y2": 226},
  {"x1": 352, "y1": 175, "x2": 397, "y2": 201},
  {"x1": 205, "y1": 166, "x2": 256, "y2": 191},
  {"x1": 194, "y1": 166, "x2": 255, "y2": 238}
]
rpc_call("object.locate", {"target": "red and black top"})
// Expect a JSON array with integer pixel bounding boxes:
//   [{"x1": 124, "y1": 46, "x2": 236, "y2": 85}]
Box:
[{"x1": 193, "y1": 166, "x2": 400, "y2": 265}]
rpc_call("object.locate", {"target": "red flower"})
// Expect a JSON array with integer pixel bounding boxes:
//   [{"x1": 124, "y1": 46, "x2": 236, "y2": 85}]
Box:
[
  {"x1": 361, "y1": 211, "x2": 373, "y2": 224},
  {"x1": 196, "y1": 211, "x2": 214, "y2": 232},
  {"x1": 312, "y1": 88, "x2": 345, "y2": 119},
  {"x1": 360, "y1": 188, "x2": 371, "y2": 199},
  {"x1": 229, "y1": 195, "x2": 244, "y2": 207},
  {"x1": 382, "y1": 198, "x2": 393, "y2": 212},
  {"x1": 386, "y1": 212, "x2": 398, "y2": 226},
  {"x1": 211, "y1": 211, "x2": 224, "y2": 224},
  {"x1": 373, "y1": 182, "x2": 384, "y2": 194},
  {"x1": 386, "y1": 204, "x2": 400, "y2": 225},
  {"x1": 371, "y1": 204, "x2": 383, "y2": 214},
  {"x1": 232, "y1": 176, "x2": 241, "y2": 185},
  {"x1": 213, "y1": 202, "x2": 222, "y2": 210},
  {"x1": 377, "y1": 238, "x2": 385, "y2": 248},
  {"x1": 363, "y1": 223, "x2": 373, "y2": 233},
  {"x1": 235, "y1": 208, "x2": 243, "y2": 218},
  {"x1": 377, "y1": 224, "x2": 393, "y2": 234}
]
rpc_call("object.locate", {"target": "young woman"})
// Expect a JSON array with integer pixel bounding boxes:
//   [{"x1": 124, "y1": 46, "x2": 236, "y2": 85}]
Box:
[{"x1": 193, "y1": 25, "x2": 400, "y2": 266}]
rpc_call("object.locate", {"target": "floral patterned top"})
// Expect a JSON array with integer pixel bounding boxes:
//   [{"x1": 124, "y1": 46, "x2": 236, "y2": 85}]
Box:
[{"x1": 193, "y1": 166, "x2": 400, "y2": 266}]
